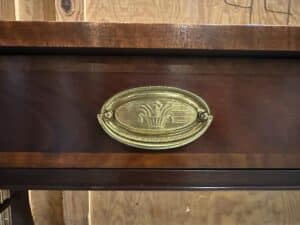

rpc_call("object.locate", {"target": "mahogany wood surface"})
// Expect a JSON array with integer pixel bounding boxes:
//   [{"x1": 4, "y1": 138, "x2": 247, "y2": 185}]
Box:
[
  {"x1": 1, "y1": 169, "x2": 300, "y2": 190},
  {"x1": 0, "y1": 22, "x2": 300, "y2": 52},
  {"x1": 0, "y1": 55, "x2": 299, "y2": 169},
  {"x1": 0, "y1": 22, "x2": 299, "y2": 189}
]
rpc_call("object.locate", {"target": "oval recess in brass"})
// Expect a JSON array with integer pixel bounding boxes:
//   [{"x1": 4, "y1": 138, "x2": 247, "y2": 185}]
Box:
[{"x1": 97, "y1": 86, "x2": 213, "y2": 150}]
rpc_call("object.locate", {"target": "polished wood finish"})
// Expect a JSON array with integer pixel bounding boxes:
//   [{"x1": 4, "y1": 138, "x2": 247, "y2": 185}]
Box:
[
  {"x1": 0, "y1": 23, "x2": 299, "y2": 189},
  {"x1": 1, "y1": 169, "x2": 300, "y2": 190},
  {"x1": 0, "y1": 22, "x2": 300, "y2": 52},
  {"x1": 0, "y1": 56, "x2": 299, "y2": 169}
]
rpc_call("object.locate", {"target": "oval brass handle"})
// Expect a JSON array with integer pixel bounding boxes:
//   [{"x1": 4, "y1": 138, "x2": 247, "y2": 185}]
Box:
[{"x1": 97, "y1": 86, "x2": 213, "y2": 150}]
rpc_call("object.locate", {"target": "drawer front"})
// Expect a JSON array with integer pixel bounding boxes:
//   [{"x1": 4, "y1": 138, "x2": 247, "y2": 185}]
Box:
[{"x1": 0, "y1": 55, "x2": 299, "y2": 169}]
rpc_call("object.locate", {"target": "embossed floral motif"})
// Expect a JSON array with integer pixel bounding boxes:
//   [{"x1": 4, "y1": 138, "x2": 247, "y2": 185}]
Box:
[{"x1": 138, "y1": 100, "x2": 174, "y2": 129}]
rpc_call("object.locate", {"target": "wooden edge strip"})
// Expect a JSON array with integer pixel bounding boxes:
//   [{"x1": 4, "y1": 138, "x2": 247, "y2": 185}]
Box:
[
  {"x1": 0, "y1": 152, "x2": 299, "y2": 168},
  {"x1": 1, "y1": 169, "x2": 300, "y2": 190},
  {"x1": 0, "y1": 22, "x2": 299, "y2": 52}
]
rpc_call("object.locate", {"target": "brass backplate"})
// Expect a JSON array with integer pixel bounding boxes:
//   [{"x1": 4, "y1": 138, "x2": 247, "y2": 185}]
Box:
[{"x1": 97, "y1": 86, "x2": 213, "y2": 150}]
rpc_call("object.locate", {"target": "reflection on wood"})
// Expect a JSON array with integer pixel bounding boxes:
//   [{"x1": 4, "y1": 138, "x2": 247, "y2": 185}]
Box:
[{"x1": 0, "y1": 0, "x2": 299, "y2": 24}]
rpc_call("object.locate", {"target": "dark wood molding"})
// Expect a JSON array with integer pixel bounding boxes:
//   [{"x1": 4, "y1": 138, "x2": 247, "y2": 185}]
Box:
[
  {"x1": 0, "y1": 169, "x2": 300, "y2": 190},
  {"x1": 0, "y1": 22, "x2": 299, "y2": 53}
]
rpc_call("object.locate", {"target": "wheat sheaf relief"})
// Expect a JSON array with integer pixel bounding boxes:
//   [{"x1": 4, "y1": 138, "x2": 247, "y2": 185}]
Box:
[{"x1": 138, "y1": 100, "x2": 174, "y2": 129}]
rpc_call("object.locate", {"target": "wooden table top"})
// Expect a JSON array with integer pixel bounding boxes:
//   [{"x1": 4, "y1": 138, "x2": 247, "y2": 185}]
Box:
[{"x1": 0, "y1": 22, "x2": 299, "y2": 189}]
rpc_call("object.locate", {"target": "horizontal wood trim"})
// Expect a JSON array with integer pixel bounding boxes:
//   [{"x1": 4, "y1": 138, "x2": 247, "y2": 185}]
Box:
[
  {"x1": 0, "y1": 152, "x2": 300, "y2": 169},
  {"x1": 0, "y1": 22, "x2": 300, "y2": 52},
  {"x1": 1, "y1": 169, "x2": 300, "y2": 190}
]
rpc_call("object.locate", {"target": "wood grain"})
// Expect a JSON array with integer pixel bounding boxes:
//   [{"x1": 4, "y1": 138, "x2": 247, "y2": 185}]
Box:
[
  {"x1": 28, "y1": 190, "x2": 300, "y2": 225},
  {"x1": 0, "y1": 0, "x2": 15, "y2": 20},
  {"x1": 2, "y1": 169, "x2": 300, "y2": 189},
  {"x1": 89, "y1": 191, "x2": 300, "y2": 225},
  {"x1": 29, "y1": 191, "x2": 64, "y2": 225},
  {"x1": 252, "y1": 0, "x2": 291, "y2": 25},
  {"x1": 83, "y1": 0, "x2": 299, "y2": 25},
  {"x1": 85, "y1": 0, "x2": 215, "y2": 24},
  {"x1": 84, "y1": 0, "x2": 293, "y2": 25},
  {"x1": 15, "y1": 0, "x2": 55, "y2": 21},
  {"x1": 1, "y1": 22, "x2": 300, "y2": 52},
  {"x1": 63, "y1": 191, "x2": 89, "y2": 225},
  {"x1": 0, "y1": 3, "x2": 299, "y2": 225},
  {"x1": 0, "y1": 53, "x2": 300, "y2": 170},
  {"x1": 290, "y1": 0, "x2": 300, "y2": 25},
  {"x1": 206, "y1": 0, "x2": 252, "y2": 24},
  {"x1": 0, "y1": 13, "x2": 299, "y2": 225},
  {"x1": 1, "y1": 153, "x2": 300, "y2": 169},
  {"x1": 55, "y1": 0, "x2": 84, "y2": 21},
  {"x1": 0, "y1": 0, "x2": 300, "y2": 24}
]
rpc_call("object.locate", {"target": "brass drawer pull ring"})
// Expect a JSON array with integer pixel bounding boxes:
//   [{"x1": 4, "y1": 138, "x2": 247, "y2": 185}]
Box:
[{"x1": 97, "y1": 86, "x2": 213, "y2": 150}]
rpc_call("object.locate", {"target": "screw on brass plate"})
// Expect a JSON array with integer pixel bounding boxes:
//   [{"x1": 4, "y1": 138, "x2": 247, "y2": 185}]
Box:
[
  {"x1": 198, "y1": 111, "x2": 210, "y2": 122},
  {"x1": 103, "y1": 110, "x2": 113, "y2": 119}
]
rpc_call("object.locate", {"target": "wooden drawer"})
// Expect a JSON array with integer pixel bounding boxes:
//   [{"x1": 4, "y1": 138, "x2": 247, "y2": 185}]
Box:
[{"x1": 0, "y1": 22, "x2": 299, "y2": 189}]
